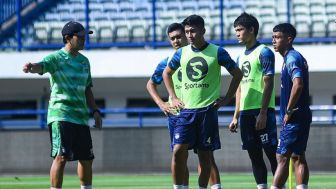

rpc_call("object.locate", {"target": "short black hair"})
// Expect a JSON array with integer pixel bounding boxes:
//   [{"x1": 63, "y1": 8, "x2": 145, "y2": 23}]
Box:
[
  {"x1": 182, "y1": 14, "x2": 204, "y2": 29},
  {"x1": 233, "y1": 12, "x2": 259, "y2": 37},
  {"x1": 273, "y1": 23, "x2": 297, "y2": 39},
  {"x1": 167, "y1": 23, "x2": 185, "y2": 35}
]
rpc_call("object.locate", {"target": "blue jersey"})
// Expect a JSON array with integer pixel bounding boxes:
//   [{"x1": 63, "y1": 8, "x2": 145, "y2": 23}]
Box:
[
  {"x1": 238, "y1": 42, "x2": 275, "y2": 115},
  {"x1": 280, "y1": 48, "x2": 311, "y2": 123},
  {"x1": 150, "y1": 57, "x2": 169, "y2": 85},
  {"x1": 168, "y1": 42, "x2": 237, "y2": 72}
]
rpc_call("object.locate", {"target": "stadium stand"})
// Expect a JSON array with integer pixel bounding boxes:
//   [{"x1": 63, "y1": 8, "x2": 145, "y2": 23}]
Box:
[{"x1": 0, "y1": 0, "x2": 336, "y2": 49}]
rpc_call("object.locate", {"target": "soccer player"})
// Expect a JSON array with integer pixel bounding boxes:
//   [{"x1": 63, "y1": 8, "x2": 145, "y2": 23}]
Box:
[
  {"x1": 229, "y1": 12, "x2": 278, "y2": 189},
  {"x1": 147, "y1": 22, "x2": 190, "y2": 188},
  {"x1": 22, "y1": 21, "x2": 102, "y2": 189},
  {"x1": 146, "y1": 23, "x2": 222, "y2": 189},
  {"x1": 163, "y1": 15, "x2": 243, "y2": 189},
  {"x1": 270, "y1": 23, "x2": 311, "y2": 189}
]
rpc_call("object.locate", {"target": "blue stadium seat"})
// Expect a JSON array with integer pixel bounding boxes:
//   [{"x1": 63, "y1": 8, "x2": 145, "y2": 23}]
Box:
[
  {"x1": 310, "y1": 1, "x2": 327, "y2": 37},
  {"x1": 225, "y1": 4, "x2": 243, "y2": 39},
  {"x1": 113, "y1": 20, "x2": 131, "y2": 42},
  {"x1": 74, "y1": 11, "x2": 86, "y2": 21},
  {"x1": 292, "y1": 0, "x2": 311, "y2": 37},
  {"x1": 44, "y1": 12, "x2": 61, "y2": 21},
  {"x1": 134, "y1": 2, "x2": 151, "y2": 13},
  {"x1": 89, "y1": 3, "x2": 104, "y2": 12},
  {"x1": 181, "y1": 1, "x2": 198, "y2": 11},
  {"x1": 275, "y1": 0, "x2": 289, "y2": 23},
  {"x1": 56, "y1": 3, "x2": 73, "y2": 14},
  {"x1": 197, "y1": 0, "x2": 215, "y2": 11},
  {"x1": 72, "y1": 3, "x2": 85, "y2": 13},
  {"x1": 294, "y1": 14, "x2": 311, "y2": 37},
  {"x1": 49, "y1": 22, "x2": 64, "y2": 43},
  {"x1": 245, "y1": 0, "x2": 259, "y2": 16},
  {"x1": 2, "y1": 0, "x2": 335, "y2": 47},
  {"x1": 60, "y1": 12, "x2": 76, "y2": 21},
  {"x1": 146, "y1": 20, "x2": 165, "y2": 42},
  {"x1": 90, "y1": 11, "x2": 109, "y2": 21},
  {"x1": 33, "y1": 22, "x2": 50, "y2": 43},
  {"x1": 96, "y1": 21, "x2": 114, "y2": 42},
  {"x1": 103, "y1": 2, "x2": 119, "y2": 13},
  {"x1": 166, "y1": 1, "x2": 181, "y2": 11},
  {"x1": 129, "y1": 20, "x2": 147, "y2": 42},
  {"x1": 69, "y1": 0, "x2": 84, "y2": 3},
  {"x1": 119, "y1": 2, "x2": 134, "y2": 13}
]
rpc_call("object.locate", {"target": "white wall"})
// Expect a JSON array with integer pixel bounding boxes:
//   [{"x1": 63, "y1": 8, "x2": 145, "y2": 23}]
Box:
[
  {"x1": 1, "y1": 44, "x2": 335, "y2": 78},
  {"x1": 0, "y1": 44, "x2": 335, "y2": 112}
]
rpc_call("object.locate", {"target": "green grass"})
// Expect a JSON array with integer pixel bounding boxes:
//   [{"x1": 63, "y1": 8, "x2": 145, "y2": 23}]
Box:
[{"x1": 0, "y1": 173, "x2": 335, "y2": 189}]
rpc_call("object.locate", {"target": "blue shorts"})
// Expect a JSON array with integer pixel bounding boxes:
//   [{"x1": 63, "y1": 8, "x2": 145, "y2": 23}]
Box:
[
  {"x1": 277, "y1": 122, "x2": 311, "y2": 155},
  {"x1": 172, "y1": 105, "x2": 221, "y2": 151},
  {"x1": 239, "y1": 110, "x2": 278, "y2": 150}
]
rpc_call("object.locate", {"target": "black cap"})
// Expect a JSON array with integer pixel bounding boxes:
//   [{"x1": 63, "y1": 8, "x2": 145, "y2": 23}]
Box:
[{"x1": 61, "y1": 21, "x2": 93, "y2": 37}]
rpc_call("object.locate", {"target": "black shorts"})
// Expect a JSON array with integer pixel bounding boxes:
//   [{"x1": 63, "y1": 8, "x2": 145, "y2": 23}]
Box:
[
  {"x1": 49, "y1": 121, "x2": 94, "y2": 161},
  {"x1": 239, "y1": 110, "x2": 278, "y2": 150}
]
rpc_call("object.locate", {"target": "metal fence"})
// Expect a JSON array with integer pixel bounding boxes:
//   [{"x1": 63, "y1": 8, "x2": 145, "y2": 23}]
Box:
[{"x1": 0, "y1": 106, "x2": 335, "y2": 129}]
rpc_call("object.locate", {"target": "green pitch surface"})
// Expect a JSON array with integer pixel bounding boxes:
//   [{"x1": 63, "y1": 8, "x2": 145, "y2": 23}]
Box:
[{"x1": 0, "y1": 173, "x2": 335, "y2": 189}]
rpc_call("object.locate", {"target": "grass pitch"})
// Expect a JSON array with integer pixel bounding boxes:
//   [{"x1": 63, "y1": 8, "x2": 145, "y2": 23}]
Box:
[{"x1": 0, "y1": 173, "x2": 335, "y2": 189}]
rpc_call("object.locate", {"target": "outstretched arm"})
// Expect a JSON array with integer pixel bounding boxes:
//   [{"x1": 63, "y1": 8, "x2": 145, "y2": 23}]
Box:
[{"x1": 23, "y1": 62, "x2": 42, "y2": 74}]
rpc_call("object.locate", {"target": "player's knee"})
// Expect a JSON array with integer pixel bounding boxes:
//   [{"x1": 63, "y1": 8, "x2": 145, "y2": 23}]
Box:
[
  {"x1": 208, "y1": 152, "x2": 216, "y2": 163},
  {"x1": 79, "y1": 160, "x2": 93, "y2": 167},
  {"x1": 248, "y1": 148, "x2": 263, "y2": 163},
  {"x1": 172, "y1": 146, "x2": 187, "y2": 160},
  {"x1": 264, "y1": 145, "x2": 277, "y2": 157},
  {"x1": 291, "y1": 154, "x2": 307, "y2": 166},
  {"x1": 54, "y1": 156, "x2": 67, "y2": 165},
  {"x1": 276, "y1": 155, "x2": 289, "y2": 167},
  {"x1": 199, "y1": 160, "x2": 211, "y2": 172}
]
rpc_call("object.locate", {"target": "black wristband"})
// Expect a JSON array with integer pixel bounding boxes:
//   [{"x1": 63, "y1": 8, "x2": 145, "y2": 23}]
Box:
[
  {"x1": 285, "y1": 109, "x2": 293, "y2": 115},
  {"x1": 92, "y1": 109, "x2": 101, "y2": 115}
]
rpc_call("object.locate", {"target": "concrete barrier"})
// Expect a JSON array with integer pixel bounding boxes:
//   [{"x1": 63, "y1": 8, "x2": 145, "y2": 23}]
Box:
[{"x1": 0, "y1": 126, "x2": 335, "y2": 174}]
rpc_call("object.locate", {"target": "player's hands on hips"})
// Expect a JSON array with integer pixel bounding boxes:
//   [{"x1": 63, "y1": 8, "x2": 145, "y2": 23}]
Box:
[
  {"x1": 256, "y1": 112, "x2": 267, "y2": 130},
  {"x1": 159, "y1": 102, "x2": 172, "y2": 116},
  {"x1": 23, "y1": 62, "x2": 32, "y2": 73},
  {"x1": 93, "y1": 111, "x2": 102, "y2": 129},
  {"x1": 171, "y1": 97, "x2": 184, "y2": 110},
  {"x1": 213, "y1": 97, "x2": 225, "y2": 109},
  {"x1": 284, "y1": 108, "x2": 297, "y2": 125},
  {"x1": 283, "y1": 114, "x2": 291, "y2": 125},
  {"x1": 229, "y1": 118, "x2": 238, "y2": 133}
]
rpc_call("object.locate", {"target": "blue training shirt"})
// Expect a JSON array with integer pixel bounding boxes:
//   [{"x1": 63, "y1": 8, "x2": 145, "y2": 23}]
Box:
[
  {"x1": 238, "y1": 42, "x2": 275, "y2": 115},
  {"x1": 168, "y1": 42, "x2": 238, "y2": 73},
  {"x1": 150, "y1": 57, "x2": 169, "y2": 85},
  {"x1": 280, "y1": 48, "x2": 311, "y2": 123}
]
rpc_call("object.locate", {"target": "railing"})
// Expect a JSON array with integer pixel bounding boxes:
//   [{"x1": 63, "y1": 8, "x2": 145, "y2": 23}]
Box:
[
  {"x1": 0, "y1": 106, "x2": 335, "y2": 129},
  {"x1": 1, "y1": 0, "x2": 336, "y2": 51},
  {"x1": 0, "y1": 0, "x2": 34, "y2": 25}
]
